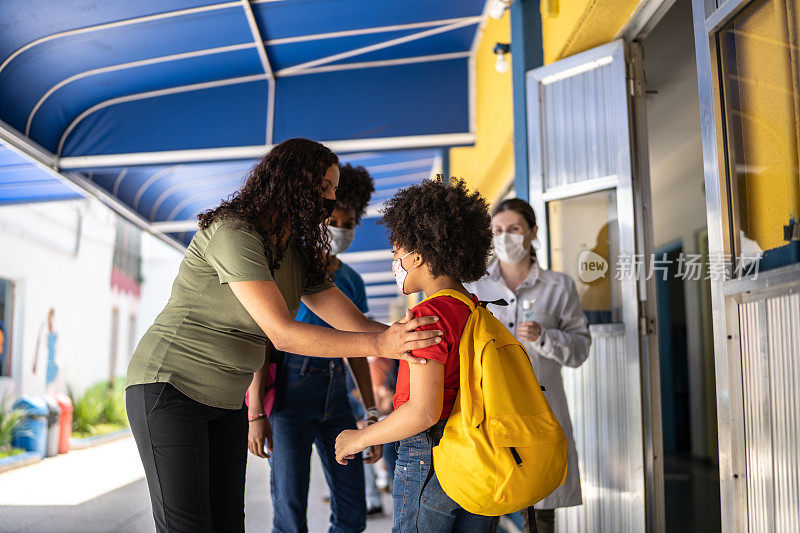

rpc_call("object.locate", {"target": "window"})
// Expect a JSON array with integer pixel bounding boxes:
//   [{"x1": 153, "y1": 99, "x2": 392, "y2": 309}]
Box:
[
  {"x1": 111, "y1": 217, "x2": 143, "y2": 296},
  {"x1": 0, "y1": 278, "x2": 13, "y2": 377},
  {"x1": 548, "y1": 189, "x2": 622, "y2": 324},
  {"x1": 718, "y1": 0, "x2": 800, "y2": 257}
]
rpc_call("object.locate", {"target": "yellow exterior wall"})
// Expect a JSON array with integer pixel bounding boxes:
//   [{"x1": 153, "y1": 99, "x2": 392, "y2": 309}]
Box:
[
  {"x1": 449, "y1": 13, "x2": 514, "y2": 205},
  {"x1": 540, "y1": 0, "x2": 641, "y2": 64},
  {"x1": 723, "y1": 0, "x2": 800, "y2": 251}
]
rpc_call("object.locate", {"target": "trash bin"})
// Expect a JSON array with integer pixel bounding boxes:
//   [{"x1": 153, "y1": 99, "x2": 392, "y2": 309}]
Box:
[
  {"x1": 42, "y1": 394, "x2": 61, "y2": 457},
  {"x1": 54, "y1": 393, "x2": 73, "y2": 454},
  {"x1": 11, "y1": 395, "x2": 49, "y2": 457}
]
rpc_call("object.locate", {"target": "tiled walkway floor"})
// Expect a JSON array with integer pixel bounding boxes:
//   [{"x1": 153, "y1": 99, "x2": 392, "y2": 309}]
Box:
[
  {"x1": 1, "y1": 438, "x2": 720, "y2": 532},
  {"x1": 0, "y1": 437, "x2": 393, "y2": 532}
]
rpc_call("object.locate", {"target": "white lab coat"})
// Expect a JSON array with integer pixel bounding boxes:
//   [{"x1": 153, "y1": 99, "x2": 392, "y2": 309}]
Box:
[{"x1": 465, "y1": 259, "x2": 591, "y2": 509}]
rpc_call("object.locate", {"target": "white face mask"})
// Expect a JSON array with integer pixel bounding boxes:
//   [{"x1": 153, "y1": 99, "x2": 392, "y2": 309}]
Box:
[
  {"x1": 327, "y1": 226, "x2": 355, "y2": 256},
  {"x1": 392, "y1": 251, "x2": 417, "y2": 295},
  {"x1": 493, "y1": 232, "x2": 530, "y2": 264}
]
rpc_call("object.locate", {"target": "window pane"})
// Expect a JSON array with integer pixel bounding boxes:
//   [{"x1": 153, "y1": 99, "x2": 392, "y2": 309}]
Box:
[
  {"x1": 0, "y1": 278, "x2": 12, "y2": 376},
  {"x1": 719, "y1": 0, "x2": 800, "y2": 254},
  {"x1": 548, "y1": 189, "x2": 621, "y2": 324}
]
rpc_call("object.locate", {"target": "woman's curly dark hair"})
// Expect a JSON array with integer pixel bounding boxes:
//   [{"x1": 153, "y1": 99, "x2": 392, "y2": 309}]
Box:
[
  {"x1": 379, "y1": 176, "x2": 492, "y2": 282},
  {"x1": 197, "y1": 138, "x2": 338, "y2": 285},
  {"x1": 336, "y1": 163, "x2": 375, "y2": 223}
]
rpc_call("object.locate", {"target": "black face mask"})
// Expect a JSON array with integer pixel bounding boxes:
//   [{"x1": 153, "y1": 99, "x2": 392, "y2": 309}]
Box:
[{"x1": 322, "y1": 197, "x2": 337, "y2": 221}]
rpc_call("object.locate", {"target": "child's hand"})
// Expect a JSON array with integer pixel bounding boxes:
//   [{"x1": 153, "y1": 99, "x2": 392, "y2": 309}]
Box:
[{"x1": 335, "y1": 429, "x2": 367, "y2": 465}]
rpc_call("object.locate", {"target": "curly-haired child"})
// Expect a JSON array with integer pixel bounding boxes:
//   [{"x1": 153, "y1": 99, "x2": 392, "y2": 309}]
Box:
[{"x1": 335, "y1": 176, "x2": 496, "y2": 532}]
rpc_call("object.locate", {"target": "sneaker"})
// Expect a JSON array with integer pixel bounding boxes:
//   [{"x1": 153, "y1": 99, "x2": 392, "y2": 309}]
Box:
[{"x1": 367, "y1": 505, "x2": 383, "y2": 516}]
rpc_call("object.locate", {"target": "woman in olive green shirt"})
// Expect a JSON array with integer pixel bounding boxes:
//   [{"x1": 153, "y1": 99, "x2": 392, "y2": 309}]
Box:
[{"x1": 126, "y1": 139, "x2": 441, "y2": 533}]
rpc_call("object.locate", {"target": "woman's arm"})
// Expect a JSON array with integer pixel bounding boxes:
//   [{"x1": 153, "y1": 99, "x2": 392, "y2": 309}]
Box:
[
  {"x1": 348, "y1": 358, "x2": 377, "y2": 414},
  {"x1": 334, "y1": 360, "x2": 444, "y2": 464},
  {"x1": 228, "y1": 280, "x2": 440, "y2": 361},
  {"x1": 247, "y1": 344, "x2": 273, "y2": 458},
  {"x1": 247, "y1": 357, "x2": 268, "y2": 419},
  {"x1": 301, "y1": 287, "x2": 386, "y2": 333}
]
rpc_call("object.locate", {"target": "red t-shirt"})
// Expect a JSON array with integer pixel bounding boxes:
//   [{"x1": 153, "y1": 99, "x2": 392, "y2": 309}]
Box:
[{"x1": 393, "y1": 294, "x2": 476, "y2": 419}]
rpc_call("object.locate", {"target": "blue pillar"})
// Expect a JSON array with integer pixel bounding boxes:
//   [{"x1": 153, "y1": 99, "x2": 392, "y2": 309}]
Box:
[
  {"x1": 440, "y1": 147, "x2": 450, "y2": 180},
  {"x1": 510, "y1": 0, "x2": 543, "y2": 201}
]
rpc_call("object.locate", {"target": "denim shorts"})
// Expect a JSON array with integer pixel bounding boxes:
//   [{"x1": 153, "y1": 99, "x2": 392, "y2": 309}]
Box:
[{"x1": 392, "y1": 420, "x2": 496, "y2": 532}]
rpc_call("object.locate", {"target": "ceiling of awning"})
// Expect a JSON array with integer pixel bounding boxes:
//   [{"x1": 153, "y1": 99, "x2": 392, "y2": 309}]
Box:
[{"x1": 1, "y1": 0, "x2": 485, "y2": 166}]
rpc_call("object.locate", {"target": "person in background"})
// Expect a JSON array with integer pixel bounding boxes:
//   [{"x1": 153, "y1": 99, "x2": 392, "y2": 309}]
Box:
[
  {"x1": 45, "y1": 309, "x2": 58, "y2": 390},
  {"x1": 465, "y1": 198, "x2": 591, "y2": 533},
  {"x1": 32, "y1": 308, "x2": 59, "y2": 392},
  {"x1": 335, "y1": 176, "x2": 496, "y2": 533},
  {"x1": 247, "y1": 162, "x2": 383, "y2": 532},
  {"x1": 377, "y1": 359, "x2": 400, "y2": 486},
  {"x1": 343, "y1": 366, "x2": 384, "y2": 516}
]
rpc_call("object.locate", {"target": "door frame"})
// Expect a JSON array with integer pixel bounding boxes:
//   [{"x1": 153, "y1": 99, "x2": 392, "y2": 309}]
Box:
[{"x1": 690, "y1": 0, "x2": 766, "y2": 531}]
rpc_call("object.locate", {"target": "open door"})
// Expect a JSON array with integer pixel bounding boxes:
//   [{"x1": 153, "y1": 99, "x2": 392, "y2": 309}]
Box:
[{"x1": 526, "y1": 39, "x2": 664, "y2": 532}]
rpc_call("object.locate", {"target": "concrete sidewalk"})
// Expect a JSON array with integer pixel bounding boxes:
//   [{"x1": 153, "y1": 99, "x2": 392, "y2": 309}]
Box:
[{"x1": 0, "y1": 436, "x2": 393, "y2": 532}]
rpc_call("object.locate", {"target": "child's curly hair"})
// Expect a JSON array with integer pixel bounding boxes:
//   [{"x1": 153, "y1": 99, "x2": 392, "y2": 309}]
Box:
[
  {"x1": 380, "y1": 176, "x2": 492, "y2": 282},
  {"x1": 337, "y1": 163, "x2": 375, "y2": 223}
]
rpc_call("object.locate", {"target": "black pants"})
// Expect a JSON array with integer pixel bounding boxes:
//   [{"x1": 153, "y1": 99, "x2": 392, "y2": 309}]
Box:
[
  {"x1": 127, "y1": 383, "x2": 248, "y2": 533},
  {"x1": 522, "y1": 508, "x2": 554, "y2": 533}
]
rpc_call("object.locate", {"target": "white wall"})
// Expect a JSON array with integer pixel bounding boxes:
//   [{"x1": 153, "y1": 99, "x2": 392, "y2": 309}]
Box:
[
  {"x1": 136, "y1": 232, "x2": 183, "y2": 348},
  {"x1": 0, "y1": 198, "x2": 182, "y2": 399}
]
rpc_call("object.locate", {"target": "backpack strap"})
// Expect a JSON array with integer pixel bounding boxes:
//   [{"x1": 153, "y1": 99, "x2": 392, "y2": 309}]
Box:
[
  {"x1": 477, "y1": 298, "x2": 508, "y2": 308},
  {"x1": 419, "y1": 289, "x2": 476, "y2": 311}
]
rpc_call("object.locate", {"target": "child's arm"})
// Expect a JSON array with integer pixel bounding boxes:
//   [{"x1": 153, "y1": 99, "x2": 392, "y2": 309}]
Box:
[{"x1": 335, "y1": 360, "x2": 444, "y2": 465}]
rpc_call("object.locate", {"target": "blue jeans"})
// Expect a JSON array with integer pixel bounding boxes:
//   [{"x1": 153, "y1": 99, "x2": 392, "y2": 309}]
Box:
[
  {"x1": 269, "y1": 355, "x2": 366, "y2": 533},
  {"x1": 392, "y1": 420, "x2": 496, "y2": 533}
]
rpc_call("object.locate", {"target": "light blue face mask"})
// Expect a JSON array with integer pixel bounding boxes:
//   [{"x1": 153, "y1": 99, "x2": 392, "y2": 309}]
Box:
[
  {"x1": 327, "y1": 226, "x2": 355, "y2": 256},
  {"x1": 392, "y1": 251, "x2": 418, "y2": 295}
]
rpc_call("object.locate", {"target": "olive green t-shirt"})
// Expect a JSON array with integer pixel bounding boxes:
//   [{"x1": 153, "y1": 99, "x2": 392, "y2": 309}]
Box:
[{"x1": 126, "y1": 218, "x2": 333, "y2": 409}]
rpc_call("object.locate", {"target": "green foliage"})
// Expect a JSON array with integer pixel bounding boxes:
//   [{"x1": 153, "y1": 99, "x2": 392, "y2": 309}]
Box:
[
  {"x1": 0, "y1": 395, "x2": 24, "y2": 450},
  {"x1": 68, "y1": 377, "x2": 128, "y2": 437},
  {"x1": 0, "y1": 447, "x2": 25, "y2": 459}
]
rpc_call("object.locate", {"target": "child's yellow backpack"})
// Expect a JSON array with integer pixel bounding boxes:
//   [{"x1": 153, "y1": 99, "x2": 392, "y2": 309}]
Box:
[{"x1": 429, "y1": 289, "x2": 568, "y2": 516}]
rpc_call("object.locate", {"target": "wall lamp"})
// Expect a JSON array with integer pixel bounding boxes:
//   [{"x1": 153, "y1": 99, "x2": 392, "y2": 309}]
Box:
[
  {"x1": 494, "y1": 42, "x2": 510, "y2": 73},
  {"x1": 488, "y1": 0, "x2": 512, "y2": 20}
]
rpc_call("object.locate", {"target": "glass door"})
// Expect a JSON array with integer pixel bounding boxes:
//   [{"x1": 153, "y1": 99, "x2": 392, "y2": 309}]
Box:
[{"x1": 526, "y1": 39, "x2": 664, "y2": 532}]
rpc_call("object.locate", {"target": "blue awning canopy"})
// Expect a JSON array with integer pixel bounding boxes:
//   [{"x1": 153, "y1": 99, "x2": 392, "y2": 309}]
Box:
[
  {"x1": 1, "y1": 0, "x2": 484, "y2": 166},
  {"x1": 0, "y1": 140, "x2": 84, "y2": 206},
  {"x1": 0, "y1": 1, "x2": 486, "y2": 321}
]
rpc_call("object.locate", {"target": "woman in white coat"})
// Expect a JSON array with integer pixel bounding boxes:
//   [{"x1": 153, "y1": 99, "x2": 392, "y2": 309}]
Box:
[{"x1": 465, "y1": 198, "x2": 591, "y2": 533}]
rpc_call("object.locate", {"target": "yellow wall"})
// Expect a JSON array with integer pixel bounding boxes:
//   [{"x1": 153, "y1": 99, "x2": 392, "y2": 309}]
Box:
[
  {"x1": 540, "y1": 0, "x2": 641, "y2": 64},
  {"x1": 449, "y1": 13, "x2": 514, "y2": 205},
  {"x1": 723, "y1": 0, "x2": 800, "y2": 251}
]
